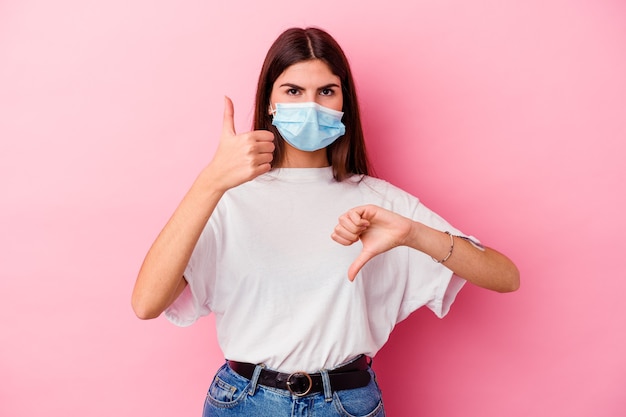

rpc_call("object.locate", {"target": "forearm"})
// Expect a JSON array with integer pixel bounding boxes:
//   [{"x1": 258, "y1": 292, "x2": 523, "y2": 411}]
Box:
[
  {"x1": 131, "y1": 169, "x2": 226, "y2": 319},
  {"x1": 407, "y1": 222, "x2": 520, "y2": 292}
]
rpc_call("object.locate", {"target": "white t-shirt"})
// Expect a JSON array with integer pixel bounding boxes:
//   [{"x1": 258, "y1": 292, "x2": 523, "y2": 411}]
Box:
[{"x1": 165, "y1": 167, "x2": 467, "y2": 373}]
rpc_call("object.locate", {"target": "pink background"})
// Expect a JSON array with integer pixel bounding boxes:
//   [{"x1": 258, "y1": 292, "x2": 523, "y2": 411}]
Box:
[{"x1": 1, "y1": 0, "x2": 625, "y2": 416}]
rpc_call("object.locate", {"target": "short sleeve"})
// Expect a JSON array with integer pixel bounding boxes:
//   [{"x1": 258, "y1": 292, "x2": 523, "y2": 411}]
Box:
[
  {"x1": 164, "y1": 222, "x2": 217, "y2": 327},
  {"x1": 397, "y1": 200, "x2": 478, "y2": 320}
]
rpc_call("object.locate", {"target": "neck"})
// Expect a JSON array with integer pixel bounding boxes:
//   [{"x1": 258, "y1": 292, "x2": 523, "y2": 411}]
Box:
[{"x1": 280, "y1": 145, "x2": 329, "y2": 168}]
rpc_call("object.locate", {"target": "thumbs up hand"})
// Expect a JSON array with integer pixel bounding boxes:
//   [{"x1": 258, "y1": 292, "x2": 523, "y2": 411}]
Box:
[
  {"x1": 331, "y1": 205, "x2": 413, "y2": 281},
  {"x1": 204, "y1": 96, "x2": 275, "y2": 192}
]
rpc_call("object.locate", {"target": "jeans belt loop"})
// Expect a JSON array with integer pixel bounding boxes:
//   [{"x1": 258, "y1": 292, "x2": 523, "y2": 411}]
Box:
[
  {"x1": 320, "y1": 369, "x2": 333, "y2": 402},
  {"x1": 248, "y1": 363, "x2": 264, "y2": 396}
]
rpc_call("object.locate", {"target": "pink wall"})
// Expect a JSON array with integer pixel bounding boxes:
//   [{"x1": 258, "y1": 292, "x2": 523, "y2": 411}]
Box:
[{"x1": 1, "y1": 1, "x2": 625, "y2": 416}]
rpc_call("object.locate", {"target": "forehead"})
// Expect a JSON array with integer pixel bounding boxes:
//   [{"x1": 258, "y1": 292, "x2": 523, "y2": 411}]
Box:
[{"x1": 274, "y1": 59, "x2": 341, "y2": 86}]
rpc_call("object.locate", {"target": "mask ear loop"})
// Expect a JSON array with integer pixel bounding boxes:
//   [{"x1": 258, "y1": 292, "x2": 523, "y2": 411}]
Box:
[{"x1": 268, "y1": 103, "x2": 277, "y2": 116}]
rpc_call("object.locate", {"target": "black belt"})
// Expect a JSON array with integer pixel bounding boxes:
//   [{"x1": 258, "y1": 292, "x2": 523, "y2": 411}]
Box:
[{"x1": 227, "y1": 355, "x2": 371, "y2": 397}]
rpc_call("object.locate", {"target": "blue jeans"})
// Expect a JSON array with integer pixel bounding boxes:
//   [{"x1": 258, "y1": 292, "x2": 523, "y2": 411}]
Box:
[{"x1": 202, "y1": 360, "x2": 386, "y2": 417}]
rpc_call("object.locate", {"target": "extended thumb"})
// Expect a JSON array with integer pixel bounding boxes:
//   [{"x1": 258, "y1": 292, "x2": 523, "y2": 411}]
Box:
[
  {"x1": 222, "y1": 96, "x2": 236, "y2": 135},
  {"x1": 348, "y1": 250, "x2": 375, "y2": 282}
]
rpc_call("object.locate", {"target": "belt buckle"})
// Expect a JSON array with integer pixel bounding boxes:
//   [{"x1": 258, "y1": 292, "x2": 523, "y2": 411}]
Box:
[{"x1": 286, "y1": 371, "x2": 313, "y2": 397}]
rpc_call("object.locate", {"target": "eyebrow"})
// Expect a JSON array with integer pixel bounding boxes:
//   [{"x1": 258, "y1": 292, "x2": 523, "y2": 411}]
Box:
[{"x1": 279, "y1": 83, "x2": 341, "y2": 90}]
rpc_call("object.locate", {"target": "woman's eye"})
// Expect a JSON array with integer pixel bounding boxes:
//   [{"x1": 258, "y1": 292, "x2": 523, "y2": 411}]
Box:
[
  {"x1": 286, "y1": 88, "x2": 299, "y2": 95},
  {"x1": 320, "y1": 88, "x2": 334, "y2": 96}
]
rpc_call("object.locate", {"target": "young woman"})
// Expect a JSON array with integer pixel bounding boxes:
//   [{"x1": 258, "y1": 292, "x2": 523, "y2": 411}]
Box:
[{"x1": 132, "y1": 27, "x2": 519, "y2": 417}]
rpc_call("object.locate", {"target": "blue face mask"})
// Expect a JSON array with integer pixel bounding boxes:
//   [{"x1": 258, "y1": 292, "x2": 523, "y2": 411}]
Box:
[{"x1": 271, "y1": 102, "x2": 346, "y2": 152}]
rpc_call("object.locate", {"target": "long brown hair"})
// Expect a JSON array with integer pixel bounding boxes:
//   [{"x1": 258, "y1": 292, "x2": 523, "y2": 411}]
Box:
[{"x1": 253, "y1": 27, "x2": 372, "y2": 181}]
